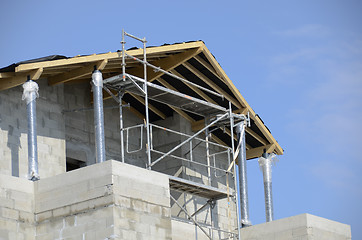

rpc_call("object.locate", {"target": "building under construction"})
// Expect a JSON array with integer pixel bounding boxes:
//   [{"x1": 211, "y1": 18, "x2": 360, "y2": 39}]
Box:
[{"x1": 0, "y1": 32, "x2": 351, "y2": 240}]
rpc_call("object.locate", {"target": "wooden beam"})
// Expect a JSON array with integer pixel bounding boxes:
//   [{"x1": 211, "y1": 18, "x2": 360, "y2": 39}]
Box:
[
  {"x1": 182, "y1": 62, "x2": 242, "y2": 109},
  {"x1": 210, "y1": 134, "x2": 228, "y2": 147},
  {"x1": 191, "y1": 109, "x2": 246, "y2": 132},
  {"x1": 157, "y1": 78, "x2": 195, "y2": 123},
  {"x1": 0, "y1": 72, "x2": 15, "y2": 78},
  {"x1": 101, "y1": 75, "x2": 193, "y2": 122},
  {"x1": 200, "y1": 45, "x2": 249, "y2": 109},
  {"x1": 0, "y1": 68, "x2": 43, "y2": 91},
  {"x1": 129, "y1": 93, "x2": 166, "y2": 120},
  {"x1": 102, "y1": 75, "x2": 195, "y2": 123},
  {"x1": 15, "y1": 41, "x2": 204, "y2": 72},
  {"x1": 222, "y1": 127, "x2": 251, "y2": 150},
  {"x1": 48, "y1": 59, "x2": 108, "y2": 86},
  {"x1": 127, "y1": 47, "x2": 202, "y2": 83},
  {"x1": 246, "y1": 127, "x2": 269, "y2": 145},
  {"x1": 0, "y1": 77, "x2": 26, "y2": 91},
  {"x1": 200, "y1": 45, "x2": 283, "y2": 155},
  {"x1": 31, "y1": 68, "x2": 43, "y2": 80},
  {"x1": 191, "y1": 119, "x2": 205, "y2": 132},
  {"x1": 246, "y1": 144, "x2": 275, "y2": 160},
  {"x1": 254, "y1": 115, "x2": 283, "y2": 155},
  {"x1": 192, "y1": 118, "x2": 266, "y2": 149},
  {"x1": 234, "y1": 108, "x2": 249, "y2": 115},
  {"x1": 173, "y1": 108, "x2": 195, "y2": 123},
  {"x1": 169, "y1": 70, "x2": 217, "y2": 104},
  {"x1": 194, "y1": 55, "x2": 220, "y2": 79}
]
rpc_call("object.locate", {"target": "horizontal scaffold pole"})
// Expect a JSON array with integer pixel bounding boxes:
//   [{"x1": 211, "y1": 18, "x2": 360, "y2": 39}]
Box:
[
  {"x1": 149, "y1": 112, "x2": 229, "y2": 167},
  {"x1": 170, "y1": 195, "x2": 212, "y2": 240},
  {"x1": 125, "y1": 53, "x2": 224, "y2": 99}
]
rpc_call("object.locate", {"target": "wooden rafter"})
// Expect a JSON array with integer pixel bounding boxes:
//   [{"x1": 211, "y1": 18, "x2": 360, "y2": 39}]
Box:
[
  {"x1": 222, "y1": 127, "x2": 252, "y2": 150},
  {"x1": 246, "y1": 127, "x2": 268, "y2": 145},
  {"x1": 126, "y1": 47, "x2": 202, "y2": 83},
  {"x1": 234, "y1": 108, "x2": 249, "y2": 115},
  {"x1": 169, "y1": 69, "x2": 217, "y2": 105},
  {"x1": 0, "y1": 68, "x2": 43, "y2": 91},
  {"x1": 182, "y1": 62, "x2": 242, "y2": 109},
  {"x1": 157, "y1": 78, "x2": 195, "y2": 123},
  {"x1": 15, "y1": 41, "x2": 204, "y2": 73},
  {"x1": 128, "y1": 93, "x2": 166, "y2": 120},
  {"x1": 200, "y1": 45, "x2": 283, "y2": 155},
  {"x1": 210, "y1": 134, "x2": 228, "y2": 147},
  {"x1": 245, "y1": 144, "x2": 275, "y2": 160},
  {"x1": 0, "y1": 40, "x2": 282, "y2": 156},
  {"x1": 194, "y1": 55, "x2": 220, "y2": 80},
  {"x1": 191, "y1": 118, "x2": 266, "y2": 150},
  {"x1": 48, "y1": 59, "x2": 108, "y2": 86},
  {"x1": 0, "y1": 72, "x2": 15, "y2": 78}
]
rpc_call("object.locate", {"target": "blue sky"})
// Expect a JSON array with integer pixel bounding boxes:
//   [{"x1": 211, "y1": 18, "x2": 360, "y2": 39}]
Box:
[{"x1": 1, "y1": 0, "x2": 361, "y2": 238}]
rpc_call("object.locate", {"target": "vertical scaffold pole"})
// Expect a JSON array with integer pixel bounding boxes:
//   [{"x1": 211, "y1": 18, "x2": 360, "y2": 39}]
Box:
[
  {"x1": 119, "y1": 90, "x2": 125, "y2": 162},
  {"x1": 236, "y1": 122, "x2": 251, "y2": 227},
  {"x1": 229, "y1": 102, "x2": 241, "y2": 240},
  {"x1": 121, "y1": 30, "x2": 126, "y2": 163},
  {"x1": 143, "y1": 38, "x2": 152, "y2": 170},
  {"x1": 92, "y1": 69, "x2": 106, "y2": 163},
  {"x1": 121, "y1": 29, "x2": 126, "y2": 81},
  {"x1": 22, "y1": 78, "x2": 40, "y2": 181},
  {"x1": 205, "y1": 117, "x2": 211, "y2": 185}
]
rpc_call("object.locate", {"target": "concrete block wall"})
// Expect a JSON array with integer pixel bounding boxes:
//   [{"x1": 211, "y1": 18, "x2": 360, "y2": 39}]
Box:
[
  {"x1": 34, "y1": 160, "x2": 120, "y2": 240},
  {"x1": 171, "y1": 219, "x2": 236, "y2": 240},
  {"x1": 111, "y1": 161, "x2": 172, "y2": 239},
  {"x1": 0, "y1": 174, "x2": 35, "y2": 240},
  {"x1": 62, "y1": 82, "x2": 237, "y2": 235},
  {"x1": 240, "y1": 213, "x2": 351, "y2": 240},
  {"x1": 64, "y1": 82, "x2": 147, "y2": 168},
  {"x1": 0, "y1": 160, "x2": 172, "y2": 240},
  {"x1": 0, "y1": 79, "x2": 66, "y2": 179},
  {"x1": 1, "y1": 78, "x2": 237, "y2": 236}
]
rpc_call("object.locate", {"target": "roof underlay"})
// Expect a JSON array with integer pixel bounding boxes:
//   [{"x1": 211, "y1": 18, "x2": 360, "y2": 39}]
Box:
[{"x1": 0, "y1": 41, "x2": 283, "y2": 159}]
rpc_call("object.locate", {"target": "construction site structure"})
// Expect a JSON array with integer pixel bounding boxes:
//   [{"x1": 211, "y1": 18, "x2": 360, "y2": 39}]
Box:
[{"x1": 0, "y1": 31, "x2": 350, "y2": 239}]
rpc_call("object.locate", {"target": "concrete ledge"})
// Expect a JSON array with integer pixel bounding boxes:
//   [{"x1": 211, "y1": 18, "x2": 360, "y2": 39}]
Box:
[{"x1": 240, "y1": 213, "x2": 351, "y2": 240}]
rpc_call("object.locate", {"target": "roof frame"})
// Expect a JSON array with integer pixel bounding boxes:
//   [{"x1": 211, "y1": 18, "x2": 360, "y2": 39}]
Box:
[
  {"x1": 200, "y1": 45, "x2": 283, "y2": 155},
  {"x1": 48, "y1": 59, "x2": 108, "y2": 86},
  {"x1": 182, "y1": 62, "x2": 242, "y2": 109},
  {"x1": 0, "y1": 40, "x2": 283, "y2": 157},
  {"x1": 0, "y1": 68, "x2": 43, "y2": 91}
]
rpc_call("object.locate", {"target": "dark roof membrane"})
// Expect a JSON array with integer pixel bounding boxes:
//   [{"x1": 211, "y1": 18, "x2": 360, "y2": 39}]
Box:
[{"x1": 0, "y1": 55, "x2": 68, "y2": 72}]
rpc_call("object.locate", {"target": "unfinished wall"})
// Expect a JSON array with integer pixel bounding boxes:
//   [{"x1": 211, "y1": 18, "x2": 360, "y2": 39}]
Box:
[
  {"x1": 0, "y1": 78, "x2": 236, "y2": 235},
  {"x1": 35, "y1": 160, "x2": 171, "y2": 240},
  {"x1": 240, "y1": 213, "x2": 351, "y2": 240},
  {"x1": 0, "y1": 78, "x2": 66, "y2": 179},
  {"x1": 63, "y1": 82, "x2": 146, "y2": 168},
  {"x1": 0, "y1": 160, "x2": 172, "y2": 240},
  {"x1": 0, "y1": 174, "x2": 35, "y2": 240},
  {"x1": 171, "y1": 219, "x2": 236, "y2": 240}
]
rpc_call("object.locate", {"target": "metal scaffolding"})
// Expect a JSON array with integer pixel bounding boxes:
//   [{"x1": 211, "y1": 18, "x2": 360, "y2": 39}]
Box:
[{"x1": 100, "y1": 30, "x2": 251, "y2": 240}]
